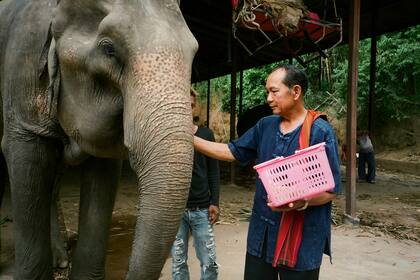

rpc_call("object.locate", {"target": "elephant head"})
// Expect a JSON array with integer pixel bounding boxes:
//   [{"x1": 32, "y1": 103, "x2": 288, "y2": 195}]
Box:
[{"x1": 50, "y1": 0, "x2": 198, "y2": 278}]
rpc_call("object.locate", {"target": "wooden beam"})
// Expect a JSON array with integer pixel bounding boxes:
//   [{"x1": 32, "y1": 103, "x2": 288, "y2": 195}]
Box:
[
  {"x1": 230, "y1": 35, "x2": 237, "y2": 184},
  {"x1": 368, "y1": 6, "x2": 377, "y2": 136},
  {"x1": 206, "y1": 79, "x2": 211, "y2": 128},
  {"x1": 229, "y1": 40, "x2": 237, "y2": 142},
  {"x1": 345, "y1": 0, "x2": 360, "y2": 224},
  {"x1": 239, "y1": 70, "x2": 244, "y2": 116}
]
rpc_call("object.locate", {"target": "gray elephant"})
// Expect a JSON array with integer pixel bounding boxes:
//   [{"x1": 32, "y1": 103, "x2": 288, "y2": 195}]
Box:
[
  {"x1": 0, "y1": 95, "x2": 4, "y2": 204},
  {"x1": 0, "y1": 0, "x2": 198, "y2": 279}
]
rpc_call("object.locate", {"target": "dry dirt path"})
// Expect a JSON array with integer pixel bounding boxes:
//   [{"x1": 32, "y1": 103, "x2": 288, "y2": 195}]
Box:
[
  {"x1": 0, "y1": 165, "x2": 419, "y2": 279},
  {"x1": 158, "y1": 222, "x2": 420, "y2": 280}
]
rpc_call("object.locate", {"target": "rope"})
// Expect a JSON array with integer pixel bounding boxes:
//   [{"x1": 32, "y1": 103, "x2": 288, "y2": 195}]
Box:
[{"x1": 332, "y1": 0, "x2": 338, "y2": 19}]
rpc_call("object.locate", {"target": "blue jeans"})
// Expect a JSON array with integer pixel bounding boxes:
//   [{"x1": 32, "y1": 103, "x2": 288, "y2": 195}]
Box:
[
  {"x1": 358, "y1": 151, "x2": 376, "y2": 182},
  {"x1": 171, "y1": 208, "x2": 218, "y2": 280}
]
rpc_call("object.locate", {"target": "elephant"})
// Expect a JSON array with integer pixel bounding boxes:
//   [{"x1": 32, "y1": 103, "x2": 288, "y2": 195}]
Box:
[
  {"x1": 0, "y1": 152, "x2": 4, "y2": 216},
  {"x1": 0, "y1": 0, "x2": 198, "y2": 279},
  {"x1": 0, "y1": 96, "x2": 5, "y2": 207}
]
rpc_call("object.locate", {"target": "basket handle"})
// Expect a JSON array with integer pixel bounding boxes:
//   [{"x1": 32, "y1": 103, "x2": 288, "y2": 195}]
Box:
[
  {"x1": 294, "y1": 142, "x2": 326, "y2": 154},
  {"x1": 253, "y1": 156, "x2": 284, "y2": 170}
]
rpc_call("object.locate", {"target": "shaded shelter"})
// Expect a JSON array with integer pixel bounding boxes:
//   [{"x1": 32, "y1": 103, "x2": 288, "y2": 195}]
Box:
[
  {"x1": 182, "y1": 0, "x2": 419, "y2": 81},
  {"x1": 180, "y1": 0, "x2": 420, "y2": 221}
]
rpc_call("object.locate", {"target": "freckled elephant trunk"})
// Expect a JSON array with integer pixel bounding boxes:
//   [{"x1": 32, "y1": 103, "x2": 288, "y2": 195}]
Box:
[{"x1": 124, "y1": 50, "x2": 193, "y2": 279}]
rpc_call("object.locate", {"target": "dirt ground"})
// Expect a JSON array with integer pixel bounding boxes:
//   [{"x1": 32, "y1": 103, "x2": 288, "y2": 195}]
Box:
[{"x1": 0, "y1": 161, "x2": 419, "y2": 279}]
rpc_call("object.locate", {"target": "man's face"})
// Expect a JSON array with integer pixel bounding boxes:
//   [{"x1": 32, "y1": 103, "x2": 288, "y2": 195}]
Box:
[{"x1": 265, "y1": 69, "x2": 296, "y2": 115}]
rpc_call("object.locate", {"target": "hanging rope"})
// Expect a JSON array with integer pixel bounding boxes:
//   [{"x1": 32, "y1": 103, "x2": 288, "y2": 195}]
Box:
[{"x1": 233, "y1": 0, "x2": 263, "y2": 30}]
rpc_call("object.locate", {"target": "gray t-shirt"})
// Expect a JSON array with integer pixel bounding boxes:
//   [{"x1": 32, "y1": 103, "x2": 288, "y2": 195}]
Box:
[{"x1": 358, "y1": 134, "x2": 374, "y2": 153}]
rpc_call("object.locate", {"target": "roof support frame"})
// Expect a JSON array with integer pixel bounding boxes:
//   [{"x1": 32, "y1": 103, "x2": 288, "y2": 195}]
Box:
[
  {"x1": 368, "y1": 2, "x2": 377, "y2": 136},
  {"x1": 229, "y1": 35, "x2": 238, "y2": 184},
  {"x1": 344, "y1": 0, "x2": 360, "y2": 224}
]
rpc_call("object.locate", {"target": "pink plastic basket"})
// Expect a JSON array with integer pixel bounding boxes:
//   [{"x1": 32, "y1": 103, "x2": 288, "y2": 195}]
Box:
[{"x1": 253, "y1": 142, "x2": 335, "y2": 207}]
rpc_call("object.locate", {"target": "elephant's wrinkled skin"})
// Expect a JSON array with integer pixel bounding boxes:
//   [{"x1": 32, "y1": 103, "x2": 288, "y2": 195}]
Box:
[
  {"x1": 0, "y1": 0, "x2": 198, "y2": 279},
  {"x1": 0, "y1": 96, "x2": 5, "y2": 208}
]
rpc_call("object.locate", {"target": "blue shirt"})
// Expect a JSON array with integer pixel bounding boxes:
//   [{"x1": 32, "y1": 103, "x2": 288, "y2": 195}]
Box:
[{"x1": 228, "y1": 115, "x2": 341, "y2": 270}]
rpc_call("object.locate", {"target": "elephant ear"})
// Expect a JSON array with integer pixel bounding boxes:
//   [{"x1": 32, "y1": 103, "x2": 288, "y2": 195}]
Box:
[
  {"x1": 47, "y1": 37, "x2": 60, "y2": 118},
  {"x1": 38, "y1": 23, "x2": 53, "y2": 79},
  {"x1": 37, "y1": 21, "x2": 59, "y2": 118}
]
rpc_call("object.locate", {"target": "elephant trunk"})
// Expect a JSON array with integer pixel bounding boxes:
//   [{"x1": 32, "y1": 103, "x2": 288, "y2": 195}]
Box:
[{"x1": 124, "y1": 50, "x2": 193, "y2": 279}]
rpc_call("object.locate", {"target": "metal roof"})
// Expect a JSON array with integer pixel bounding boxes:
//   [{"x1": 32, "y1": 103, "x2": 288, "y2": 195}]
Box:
[{"x1": 181, "y1": 0, "x2": 420, "y2": 82}]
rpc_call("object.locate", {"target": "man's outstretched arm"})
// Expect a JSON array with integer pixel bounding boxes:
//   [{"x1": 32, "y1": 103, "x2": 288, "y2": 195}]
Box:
[{"x1": 194, "y1": 136, "x2": 235, "y2": 162}]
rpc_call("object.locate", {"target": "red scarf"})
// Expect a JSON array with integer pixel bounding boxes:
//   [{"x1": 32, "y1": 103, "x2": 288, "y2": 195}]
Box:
[{"x1": 272, "y1": 110, "x2": 326, "y2": 268}]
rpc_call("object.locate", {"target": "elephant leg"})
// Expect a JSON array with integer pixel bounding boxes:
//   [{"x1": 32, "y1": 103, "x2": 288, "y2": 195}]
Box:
[
  {"x1": 70, "y1": 157, "x2": 121, "y2": 280},
  {"x1": 51, "y1": 167, "x2": 69, "y2": 269},
  {"x1": 2, "y1": 136, "x2": 61, "y2": 279}
]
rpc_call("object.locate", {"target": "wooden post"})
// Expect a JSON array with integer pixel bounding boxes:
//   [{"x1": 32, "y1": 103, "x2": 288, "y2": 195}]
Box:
[
  {"x1": 368, "y1": 6, "x2": 377, "y2": 136},
  {"x1": 368, "y1": 36, "x2": 376, "y2": 135},
  {"x1": 239, "y1": 69, "x2": 244, "y2": 116},
  {"x1": 230, "y1": 36, "x2": 237, "y2": 184},
  {"x1": 207, "y1": 79, "x2": 211, "y2": 128},
  {"x1": 345, "y1": 0, "x2": 360, "y2": 224}
]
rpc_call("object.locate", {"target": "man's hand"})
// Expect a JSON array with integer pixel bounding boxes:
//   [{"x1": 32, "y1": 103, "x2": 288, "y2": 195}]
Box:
[
  {"x1": 267, "y1": 192, "x2": 336, "y2": 212},
  {"x1": 267, "y1": 199, "x2": 308, "y2": 212},
  {"x1": 208, "y1": 205, "x2": 220, "y2": 225}
]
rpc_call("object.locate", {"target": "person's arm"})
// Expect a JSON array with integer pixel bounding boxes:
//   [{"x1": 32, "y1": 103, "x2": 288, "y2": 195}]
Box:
[
  {"x1": 205, "y1": 130, "x2": 221, "y2": 224},
  {"x1": 207, "y1": 154, "x2": 220, "y2": 207},
  {"x1": 194, "y1": 135, "x2": 235, "y2": 162},
  {"x1": 208, "y1": 205, "x2": 220, "y2": 225}
]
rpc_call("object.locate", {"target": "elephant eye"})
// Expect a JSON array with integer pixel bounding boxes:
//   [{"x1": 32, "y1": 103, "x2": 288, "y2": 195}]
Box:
[{"x1": 99, "y1": 39, "x2": 116, "y2": 57}]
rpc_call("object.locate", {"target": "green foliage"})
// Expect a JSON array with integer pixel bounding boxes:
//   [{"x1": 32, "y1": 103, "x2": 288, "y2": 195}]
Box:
[
  {"x1": 372, "y1": 26, "x2": 420, "y2": 122},
  {"x1": 194, "y1": 63, "x2": 279, "y2": 113},
  {"x1": 333, "y1": 25, "x2": 420, "y2": 125},
  {"x1": 194, "y1": 25, "x2": 420, "y2": 126},
  {"x1": 193, "y1": 75, "x2": 231, "y2": 103},
  {"x1": 222, "y1": 64, "x2": 280, "y2": 113}
]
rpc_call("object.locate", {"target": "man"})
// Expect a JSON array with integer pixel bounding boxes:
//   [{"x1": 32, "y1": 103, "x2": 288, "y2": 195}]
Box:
[
  {"x1": 357, "y1": 130, "x2": 376, "y2": 183},
  {"x1": 194, "y1": 65, "x2": 341, "y2": 280},
  {"x1": 171, "y1": 89, "x2": 220, "y2": 280}
]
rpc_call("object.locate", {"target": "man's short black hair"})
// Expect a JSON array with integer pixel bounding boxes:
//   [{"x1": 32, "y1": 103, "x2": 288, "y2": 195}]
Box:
[{"x1": 271, "y1": 64, "x2": 308, "y2": 94}]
